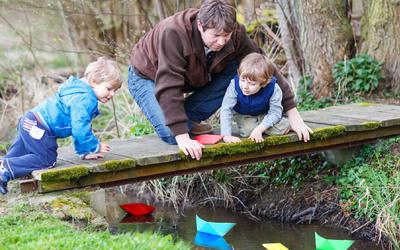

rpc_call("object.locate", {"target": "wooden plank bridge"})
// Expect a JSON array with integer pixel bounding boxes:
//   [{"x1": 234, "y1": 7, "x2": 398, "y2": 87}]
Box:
[{"x1": 17, "y1": 103, "x2": 400, "y2": 193}]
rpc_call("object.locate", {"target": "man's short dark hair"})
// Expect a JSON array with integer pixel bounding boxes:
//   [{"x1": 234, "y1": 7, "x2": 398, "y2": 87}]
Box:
[{"x1": 197, "y1": 0, "x2": 236, "y2": 33}]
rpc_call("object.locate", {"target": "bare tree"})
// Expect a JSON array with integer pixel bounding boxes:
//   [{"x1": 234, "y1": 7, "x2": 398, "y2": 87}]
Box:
[
  {"x1": 360, "y1": 0, "x2": 400, "y2": 93},
  {"x1": 276, "y1": 0, "x2": 353, "y2": 98}
]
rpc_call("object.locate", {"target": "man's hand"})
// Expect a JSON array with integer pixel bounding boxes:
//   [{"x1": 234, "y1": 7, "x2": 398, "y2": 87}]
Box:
[
  {"x1": 249, "y1": 124, "x2": 266, "y2": 143},
  {"x1": 286, "y1": 108, "x2": 313, "y2": 142},
  {"x1": 175, "y1": 133, "x2": 205, "y2": 160},
  {"x1": 223, "y1": 135, "x2": 241, "y2": 143}
]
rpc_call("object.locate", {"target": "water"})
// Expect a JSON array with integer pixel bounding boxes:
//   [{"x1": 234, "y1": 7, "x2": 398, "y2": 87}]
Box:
[{"x1": 90, "y1": 188, "x2": 382, "y2": 250}]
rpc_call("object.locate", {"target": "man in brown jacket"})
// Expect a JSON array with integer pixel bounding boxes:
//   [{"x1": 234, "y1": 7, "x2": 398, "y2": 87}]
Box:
[{"x1": 128, "y1": 0, "x2": 312, "y2": 160}]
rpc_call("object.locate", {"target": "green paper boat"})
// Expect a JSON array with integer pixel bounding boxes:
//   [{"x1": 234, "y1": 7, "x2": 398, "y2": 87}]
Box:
[{"x1": 315, "y1": 232, "x2": 354, "y2": 250}]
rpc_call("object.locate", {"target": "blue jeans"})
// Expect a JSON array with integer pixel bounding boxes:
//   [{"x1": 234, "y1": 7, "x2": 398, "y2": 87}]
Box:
[
  {"x1": 127, "y1": 60, "x2": 239, "y2": 144},
  {"x1": 3, "y1": 112, "x2": 57, "y2": 179}
]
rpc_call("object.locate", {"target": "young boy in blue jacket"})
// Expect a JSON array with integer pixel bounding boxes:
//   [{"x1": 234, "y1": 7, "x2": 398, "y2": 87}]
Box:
[
  {"x1": 0, "y1": 57, "x2": 122, "y2": 195},
  {"x1": 220, "y1": 53, "x2": 290, "y2": 143}
]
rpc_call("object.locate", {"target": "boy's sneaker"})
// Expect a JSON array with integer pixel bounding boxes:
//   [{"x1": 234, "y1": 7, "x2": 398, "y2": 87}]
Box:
[
  {"x1": 0, "y1": 160, "x2": 10, "y2": 195},
  {"x1": 190, "y1": 121, "x2": 213, "y2": 135}
]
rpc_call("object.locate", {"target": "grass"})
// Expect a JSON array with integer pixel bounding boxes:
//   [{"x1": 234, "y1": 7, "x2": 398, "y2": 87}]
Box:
[
  {"x1": 337, "y1": 136, "x2": 400, "y2": 248},
  {"x1": 0, "y1": 205, "x2": 191, "y2": 250}
]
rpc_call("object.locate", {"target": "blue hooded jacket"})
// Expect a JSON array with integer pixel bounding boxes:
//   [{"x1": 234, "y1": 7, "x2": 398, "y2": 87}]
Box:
[{"x1": 32, "y1": 76, "x2": 100, "y2": 157}]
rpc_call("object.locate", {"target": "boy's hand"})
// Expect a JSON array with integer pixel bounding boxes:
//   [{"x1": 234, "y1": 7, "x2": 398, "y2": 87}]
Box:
[
  {"x1": 84, "y1": 153, "x2": 104, "y2": 160},
  {"x1": 223, "y1": 135, "x2": 241, "y2": 143},
  {"x1": 100, "y1": 143, "x2": 110, "y2": 153},
  {"x1": 249, "y1": 125, "x2": 267, "y2": 143}
]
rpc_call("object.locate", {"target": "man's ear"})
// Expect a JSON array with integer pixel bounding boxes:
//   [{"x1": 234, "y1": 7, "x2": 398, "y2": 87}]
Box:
[{"x1": 197, "y1": 19, "x2": 203, "y2": 32}]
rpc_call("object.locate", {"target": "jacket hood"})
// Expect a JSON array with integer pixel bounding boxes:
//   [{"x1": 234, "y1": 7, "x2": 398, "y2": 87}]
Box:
[{"x1": 59, "y1": 76, "x2": 96, "y2": 97}]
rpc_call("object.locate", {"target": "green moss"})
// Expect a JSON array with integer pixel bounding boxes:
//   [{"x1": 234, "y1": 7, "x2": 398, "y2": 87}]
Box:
[
  {"x1": 41, "y1": 165, "x2": 90, "y2": 182},
  {"x1": 356, "y1": 102, "x2": 377, "y2": 106},
  {"x1": 70, "y1": 191, "x2": 91, "y2": 204},
  {"x1": 263, "y1": 134, "x2": 292, "y2": 145},
  {"x1": 180, "y1": 134, "x2": 292, "y2": 159},
  {"x1": 96, "y1": 159, "x2": 136, "y2": 171},
  {"x1": 311, "y1": 125, "x2": 346, "y2": 140},
  {"x1": 50, "y1": 196, "x2": 93, "y2": 220},
  {"x1": 361, "y1": 121, "x2": 381, "y2": 130}
]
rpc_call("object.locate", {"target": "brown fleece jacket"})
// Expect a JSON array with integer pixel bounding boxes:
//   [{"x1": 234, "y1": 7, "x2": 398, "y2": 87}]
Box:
[{"x1": 131, "y1": 8, "x2": 296, "y2": 136}]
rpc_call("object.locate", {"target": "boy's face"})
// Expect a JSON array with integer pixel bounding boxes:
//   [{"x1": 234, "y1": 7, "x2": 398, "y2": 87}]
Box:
[
  {"x1": 197, "y1": 21, "x2": 232, "y2": 52},
  {"x1": 239, "y1": 77, "x2": 263, "y2": 96},
  {"x1": 90, "y1": 80, "x2": 119, "y2": 103}
]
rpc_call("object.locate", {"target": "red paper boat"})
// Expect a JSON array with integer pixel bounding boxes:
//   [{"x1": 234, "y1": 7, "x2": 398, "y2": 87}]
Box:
[
  {"x1": 120, "y1": 203, "x2": 155, "y2": 216},
  {"x1": 194, "y1": 134, "x2": 223, "y2": 145}
]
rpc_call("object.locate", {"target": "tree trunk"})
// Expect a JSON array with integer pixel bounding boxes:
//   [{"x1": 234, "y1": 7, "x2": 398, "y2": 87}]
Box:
[
  {"x1": 276, "y1": 0, "x2": 353, "y2": 98},
  {"x1": 360, "y1": 0, "x2": 400, "y2": 93}
]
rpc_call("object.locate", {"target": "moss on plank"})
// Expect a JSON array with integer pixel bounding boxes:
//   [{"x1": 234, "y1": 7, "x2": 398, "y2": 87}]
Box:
[
  {"x1": 356, "y1": 102, "x2": 377, "y2": 106},
  {"x1": 96, "y1": 158, "x2": 136, "y2": 171},
  {"x1": 311, "y1": 125, "x2": 346, "y2": 140},
  {"x1": 41, "y1": 165, "x2": 90, "y2": 182},
  {"x1": 361, "y1": 121, "x2": 381, "y2": 130},
  {"x1": 180, "y1": 134, "x2": 292, "y2": 159}
]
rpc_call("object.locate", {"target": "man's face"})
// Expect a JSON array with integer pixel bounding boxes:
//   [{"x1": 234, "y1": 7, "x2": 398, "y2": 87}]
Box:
[{"x1": 197, "y1": 21, "x2": 232, "y2": 52}]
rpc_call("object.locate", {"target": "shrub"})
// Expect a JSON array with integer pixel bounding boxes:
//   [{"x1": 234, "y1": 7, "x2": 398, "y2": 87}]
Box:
[{"x1": 333, "y1": 54, "x2": 383, "y2": 98}]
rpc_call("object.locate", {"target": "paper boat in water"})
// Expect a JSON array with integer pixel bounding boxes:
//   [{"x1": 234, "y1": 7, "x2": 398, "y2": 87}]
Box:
[
  {"x1": 315, "y1": 232, "x2": 354, "y2": 250},
  {"x1": 194, "y1": 232, "x2": 232, "y2": 250},
  {"x1": 120, "y1": 203, "x2": 155, "y2": 216},
  {"x1": 262, "y1": 243, "x2": 289, "y2": 250},
  {"x1": 196, "y1": 214, "x2": 236, "y2": 237}
]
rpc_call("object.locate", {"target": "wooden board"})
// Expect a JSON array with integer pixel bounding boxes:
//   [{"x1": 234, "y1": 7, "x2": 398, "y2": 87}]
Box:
[
  {"x1": 300, "y1": 110, "x2": 377, "y2": 131},
  {"x1": 319, "y1": 103, "x2": 400, "y2": 127}
]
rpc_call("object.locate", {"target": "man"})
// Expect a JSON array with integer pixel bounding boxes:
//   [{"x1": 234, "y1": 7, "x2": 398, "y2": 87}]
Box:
[{"x1": 128, "y1": 0, "x2": 312, "y2": 160}]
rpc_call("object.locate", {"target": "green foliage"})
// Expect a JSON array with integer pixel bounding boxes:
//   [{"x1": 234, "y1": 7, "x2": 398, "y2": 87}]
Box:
[
  {"x1": 212, "y1": 169, "x2": 232, "y2": 184},
  {"x1": 296, "y1": 75, "x2": 333, "y2": 111},
  {"x1": 50, "y1": 56, "x2": 71, "y2": 69},
  {"x1": 129, "y1": 115, "x2": 154, "y2": 136},
  {"x1": 0, "y1": 205, "x2": 191, "y2": 250},
  {"x1": 0, "y1": 142, "x2": 11, "y2": 155},
  {"x1": 336, "y1": 137, "x2": 400, "y2": 247},
  {"x1": 333, "y1": 54, "x2": 383, "y2": 98},
  {"x1": 247, "y1": 154, "x2": 332, "y2": 189},
  {"x1": 337, "y1": 137, "x2": 400, "y2": 219},
  {"x1": 57, "y1": 137, "x2": 72, "y2": 147}
]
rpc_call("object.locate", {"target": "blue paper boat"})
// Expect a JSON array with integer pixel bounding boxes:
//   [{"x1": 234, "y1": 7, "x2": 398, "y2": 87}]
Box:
[
  {"x1": 194, "y1": 232, "x2": 233, "y2": 250},
  {"x1": 196, "y1": 214, "x2": 236, "y2": 237}
]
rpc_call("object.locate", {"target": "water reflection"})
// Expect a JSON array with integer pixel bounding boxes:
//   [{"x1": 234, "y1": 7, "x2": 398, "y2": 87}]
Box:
[
  {"x1": 120, "y1": 214, "x2": 155, "y2": 223},
  {"x1": 90, "y1": 188, "x2": 382, "y2": 250},
  {"x1": 194, "y1": 232, "x2": 232, "y2": 250}
]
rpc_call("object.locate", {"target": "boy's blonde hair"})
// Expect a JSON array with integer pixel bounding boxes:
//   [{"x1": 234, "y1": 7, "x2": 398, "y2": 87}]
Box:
[
  {"x1": 84, "y1": 57, "x2": 123, "y2": 88},
  {"x1": 238, "y1": 53, "x2": 274, "y2": 87},
  {"x1": 197, "y1": 0, "x2": 236, "y2": 33}
]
